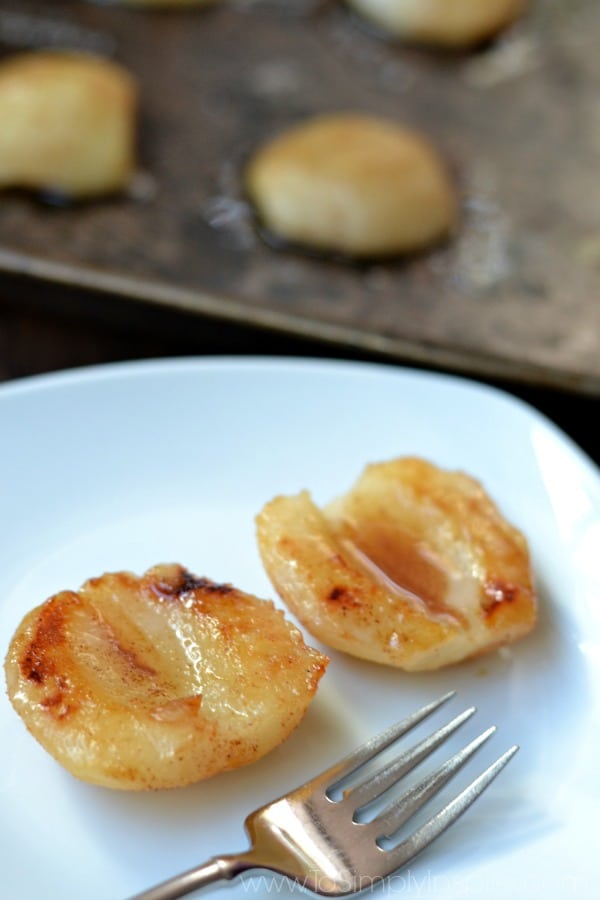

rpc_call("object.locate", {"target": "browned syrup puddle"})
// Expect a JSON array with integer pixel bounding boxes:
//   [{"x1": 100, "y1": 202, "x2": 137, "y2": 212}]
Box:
[{"x1": 339, "y1": 522, "x2": 463, "y2": 625}]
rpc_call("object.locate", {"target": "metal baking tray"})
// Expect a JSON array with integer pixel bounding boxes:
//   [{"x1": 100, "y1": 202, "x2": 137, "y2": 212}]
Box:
[{"x1": 1, "y1": 0, "x2": 599, "y2": 392}]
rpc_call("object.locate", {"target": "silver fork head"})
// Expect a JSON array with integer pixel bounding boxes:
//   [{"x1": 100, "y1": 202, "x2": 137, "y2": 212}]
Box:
[{"x1": 246, "y1": 692, "x2": 518, "y2": 896}]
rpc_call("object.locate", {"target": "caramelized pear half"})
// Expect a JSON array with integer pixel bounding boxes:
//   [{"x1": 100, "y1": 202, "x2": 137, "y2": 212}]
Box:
[
  {"x1": 4, "y1": 564, "x2": 328, "y2": 790},
  {"x1": 256, "y1": 457, "x2": 537, "y2": 671}
]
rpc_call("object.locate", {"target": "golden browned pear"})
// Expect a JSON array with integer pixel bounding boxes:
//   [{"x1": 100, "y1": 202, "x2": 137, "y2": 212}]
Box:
[
  {"x1": 0, "y1": 51, "x2": 137, "y2": 198},
  {"x1": 347, "y1": 0, "x2": 526, "y2": 48},
  {"x1": 4, "y1": 564, "x2": 328, "y2": 790},
  {"x1": 245, "y1": 113, "x2": 457, "y2": 259},
  {"x1": 256, "y1": 457, "x2": 537, "y2": 671}
]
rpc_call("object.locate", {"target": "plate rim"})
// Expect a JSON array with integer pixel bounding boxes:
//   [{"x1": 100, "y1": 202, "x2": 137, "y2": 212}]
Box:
[{"x1": 1, "y1": 354, "x2": 597, "y2": 475}]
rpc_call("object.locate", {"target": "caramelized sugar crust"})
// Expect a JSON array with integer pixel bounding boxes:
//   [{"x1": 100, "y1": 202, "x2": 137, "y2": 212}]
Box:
[
  {"x1": 4, "y1": 564, "x2": 328, "y2": 790},
  {"x1": 256, "y1": 457, "x2": 537, "y2": 671}
]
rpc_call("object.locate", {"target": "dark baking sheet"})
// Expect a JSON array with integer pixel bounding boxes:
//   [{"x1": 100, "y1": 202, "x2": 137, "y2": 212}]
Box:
[{"x1": 1, "y1": 0, "x2": 599, "y2": 393}]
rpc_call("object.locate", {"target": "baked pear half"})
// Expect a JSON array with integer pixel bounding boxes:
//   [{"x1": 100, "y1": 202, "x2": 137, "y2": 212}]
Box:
[
  {"x1": 0, "y1": 50, "x2": 137, "y2": 199},
  {"x1": 244, "y1": 112, "x2": 457, "y2": 259},
  {"x1": 256, "y1": 457, "x2": 537, "y2": 671},
  {"x1": 346, "y1": 0, "x2": 526, "y2": 49},
  {"x1": 4, "y1": 564, "x2": 328, "y2": 790}
]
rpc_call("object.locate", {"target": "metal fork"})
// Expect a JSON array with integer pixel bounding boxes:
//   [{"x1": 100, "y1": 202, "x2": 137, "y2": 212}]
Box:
[{"x1": 129, "y1": 692, "x2": 517, "y2": 899}]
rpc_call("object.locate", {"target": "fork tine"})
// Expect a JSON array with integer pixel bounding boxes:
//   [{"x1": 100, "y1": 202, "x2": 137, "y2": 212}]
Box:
[
  {"x1": 322, "y1": 691, "x2": 456, "y2": 797},
  {"x1": 126, "y1": 696, "x2": 517, "y2": 900},
  {"x1": 346, "y1": 706, "x2": 476, "y2": 813},
  {"x1": 370, "y1": 725, "x2": 496, "y2": 839},
  {"x1": 383, "y1": 744, "x2": 519, "y2": 874}
]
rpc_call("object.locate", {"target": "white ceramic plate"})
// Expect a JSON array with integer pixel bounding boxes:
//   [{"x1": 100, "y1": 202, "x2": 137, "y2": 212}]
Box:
[{"x1": 1, "y1": 357, "x2": 599, "y2": 900}]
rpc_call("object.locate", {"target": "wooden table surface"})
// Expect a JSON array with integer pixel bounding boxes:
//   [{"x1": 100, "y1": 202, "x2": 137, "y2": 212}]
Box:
[{"x1": 1, "y1": 283, "x2": 598, "y2": 467}]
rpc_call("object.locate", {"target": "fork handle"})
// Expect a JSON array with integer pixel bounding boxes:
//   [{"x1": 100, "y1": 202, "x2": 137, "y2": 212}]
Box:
[{"x1": 127, "y1": 854, "x2": 250, "y2": 900}]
